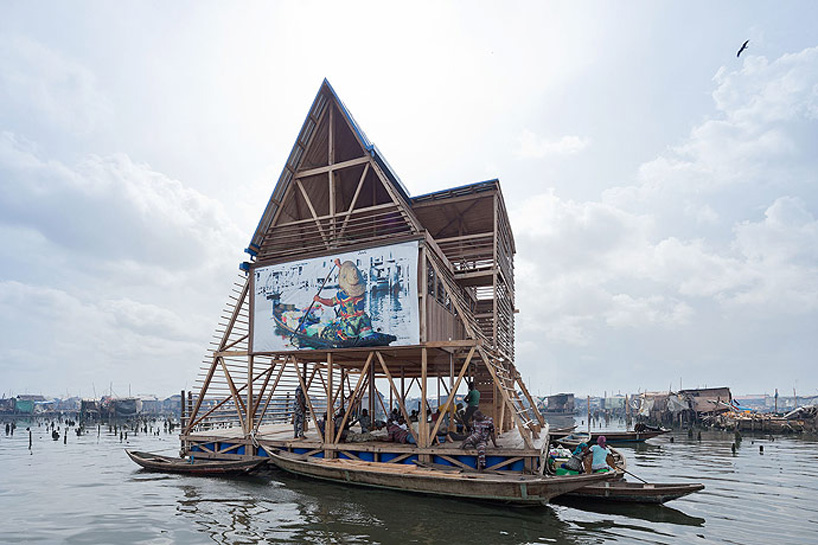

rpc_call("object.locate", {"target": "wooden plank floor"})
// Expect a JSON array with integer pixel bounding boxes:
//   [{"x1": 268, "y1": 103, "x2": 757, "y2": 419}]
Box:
[{"x1": 187, "y1": 421, "x2": 548, "y2": 455}]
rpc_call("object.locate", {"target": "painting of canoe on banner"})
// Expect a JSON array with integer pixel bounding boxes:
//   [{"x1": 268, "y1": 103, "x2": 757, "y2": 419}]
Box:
[{"x1": 252, "y1": 241, "x2": 420, "y2": 351}]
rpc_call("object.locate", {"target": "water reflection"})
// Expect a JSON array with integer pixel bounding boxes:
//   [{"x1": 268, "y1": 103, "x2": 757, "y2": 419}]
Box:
[
  {"x1": 173, "y1": 468, "x2": 580, "y2": 545},
  {"x1": 3, "y1": 417, "x2": 818, "y2": 544},
  {"x1": 553, "y1": 497, "x2": 705, "y2": 527}
]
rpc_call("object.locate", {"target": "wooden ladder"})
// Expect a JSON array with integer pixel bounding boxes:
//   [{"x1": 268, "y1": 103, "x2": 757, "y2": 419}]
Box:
[{"x1": 477, "y1": 347, "x2": 543, "y2": 449}]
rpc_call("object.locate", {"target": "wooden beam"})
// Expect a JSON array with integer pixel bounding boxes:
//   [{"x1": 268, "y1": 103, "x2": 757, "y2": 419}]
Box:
[
  {"x1": 333, "y1": 353, "x2": 373, "y2": 444},
  {"x1": 247, "y1": 355, "x2": 254, "y2": 434},
  {"x1": 515, "y1": 371, "x2": 545, "y2": 428},
  {"x1": 338, "y1": 163, "x2": 371, "y2": 241},
  {"x1": 329, "y1": 106, "x2": 335, "y2": 242},
  {"x1": 255, "y1": 360, "x2": 287, "y2": 427},
  {"x1": 432, "y1": 199, "x2": 482, "y2": 239},
  {"x1": 295, "y1": 155, "x2": 369, "y2": 179},
  {"x1": 219, "y1": 333, "x2": 249, "y2": 353},
  {"x1": 293, "y1": 357, "x2": 324, "y2": 443},
  {"x1": 434, "y1": 231, "x2": 494, "y2": 244},
  {"x1": 187, "y1": 277, "x2": 249, "y2": 432},
  {"x1": 376, "y1": 352, "x2": 418, "y2": 444},
  {"x1": 477, "y1": 346, "x2": 534, "y2": 449},
  {"x1": 189, "y1": 364, "x2": 271, "y2": 429},
  {"x1": 429, "y1": 347, "x2": 475, "y2": 440},
  {"x1": 325, "y1": 352, "x2": 334, "y2": 449},
  {"x1": 420, "y1": 348, "x2": 428, "y2": 448},
  {"x1": 217, "y1": 356, "x2": 247, "y2": 433},
  {"x1": 295, "y1": 178, "x2": 329, "y2": 247},
  {"x1": 367, "y1": 159, "x2": 422, "y2": 233},
  {"x1": 267, "y1": 103, "x2": 330, "y2": 229}
]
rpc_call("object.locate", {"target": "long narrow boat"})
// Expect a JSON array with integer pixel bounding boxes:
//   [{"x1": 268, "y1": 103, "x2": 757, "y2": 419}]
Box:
[
  {"x1": 556, "y1": 429, "x2": 669, "y2": 445},
  {"x1": 564, "y1": 480, "x2": 705, "y2": 503},
  {"x1": 272, "y1": 303, "x2": 397, "y2": 349},
  {"x1": 548, "y1": 424, "x2": 577, "y2": 436},
  {"x1": 552, "y1": 432, "x2": 591, "y2": 447},
  {"x1": 267, "y1": 450, "x2": 616, "y2": 506},
  {"x1": 589, "y1": 428, "x2": 669, "y2": 444},
  {"x1": 126, "y1": 450, "x2": 267, "y2": 476}
]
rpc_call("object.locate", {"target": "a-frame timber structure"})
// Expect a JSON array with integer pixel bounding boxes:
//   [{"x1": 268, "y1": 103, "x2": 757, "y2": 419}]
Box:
[{"x1": 181, "y1": 80, "x2": 547, "y2": 474}]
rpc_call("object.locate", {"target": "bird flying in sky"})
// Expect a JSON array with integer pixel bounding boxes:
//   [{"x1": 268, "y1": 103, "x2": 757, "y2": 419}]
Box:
[{"x1": 737, "y1": 40, "x2": 749, "y2": 58}]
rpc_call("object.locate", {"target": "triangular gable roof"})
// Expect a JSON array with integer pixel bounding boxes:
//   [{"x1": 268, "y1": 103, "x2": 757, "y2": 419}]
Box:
[{"x1": 247, "y1": 79, "x2": 412, "y2": 256}]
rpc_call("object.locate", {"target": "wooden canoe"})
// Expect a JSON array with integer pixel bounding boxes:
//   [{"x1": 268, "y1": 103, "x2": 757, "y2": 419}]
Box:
[
  {"x1": 588, "y1": 429, "x2": 669, "y2": 444},
  {"x1": 552, "y1": 432, "x2": 591, "y2": 447},
  {"x1": 272, "y1": 303, "x2": 397, "y2": 349},
  {"x1": 548, "y1": 425, "x2": 577, "y2": 436},
  {"x1": 267, "y1": 450, "x2": 617, "y2": 506},
  {"x1": 564, "y1": 480, "x2": 705, "y2": 504},
  {"x1": 550, "y1": 446, "x2": 628, "y2": 472},
  {"x1": 556, "y1": 429, "x2": 669, "y2": 445},
  {"x1": 126, "y1": 450, "x2": 267, "y2": 476}
]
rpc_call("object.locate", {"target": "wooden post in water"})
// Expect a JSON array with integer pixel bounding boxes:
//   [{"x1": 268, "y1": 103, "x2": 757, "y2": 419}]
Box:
[
  {"x1": 587, "y1": 395, "x2": 591, "y2": 432},
  {"x1": 180, "y1": 390, "x2": 186, "y2": 430}
]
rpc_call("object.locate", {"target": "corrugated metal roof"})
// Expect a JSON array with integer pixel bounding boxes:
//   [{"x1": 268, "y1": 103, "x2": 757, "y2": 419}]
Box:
[{"x1": 411, "y1": 179, "x2": 500, "y2": 204}]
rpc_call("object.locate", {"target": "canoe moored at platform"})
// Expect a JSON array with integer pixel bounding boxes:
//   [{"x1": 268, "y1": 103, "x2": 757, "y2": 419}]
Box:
[
  {"x1": 126, "y1": 449, "x2": 267, "y2": 476},
  {"x1": 267, "y1": 450, "x2": 616, "y2": 506},
  {"x1": 563, "y1": 480, "x2": 705, "y2": 504},
  {"x1": 588, "y1": 429, "x2": 670, "y2": 444}
]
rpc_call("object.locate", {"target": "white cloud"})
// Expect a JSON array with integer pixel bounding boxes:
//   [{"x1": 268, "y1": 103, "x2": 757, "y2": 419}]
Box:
[
  {"x1": 513, "y1": 47, "x2": 818, "y2": 374},
  {"x1": 515, "y1": 130, "x2": 590, "y2": 158},
  {"x1": 0, "y1": 131, "x2": 243, "y2": 268},
  {"x1": 0, "y1": 131, "x2": 247, "y2": 395},
  {"x1": 605, "y1": 294, "x2": 693, "y2": 329},
  {"x1": 0, "y1": 280, "x2": 204, "y2": 396},
  {"x1": 0, "y1": 34, "x2": 111, "y2": 134}
]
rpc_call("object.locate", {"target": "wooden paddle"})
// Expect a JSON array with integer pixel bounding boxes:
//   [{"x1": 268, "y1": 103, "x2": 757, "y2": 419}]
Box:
[
  {"x1": 603, "y1": 452, "x2": 650, "y2": 484},
  {"x1": 611, "y1": 461, "x2": 650, "y2": 484},
  {"x1": 289, "y1": 259, "x2": 339, "y2": 343}
]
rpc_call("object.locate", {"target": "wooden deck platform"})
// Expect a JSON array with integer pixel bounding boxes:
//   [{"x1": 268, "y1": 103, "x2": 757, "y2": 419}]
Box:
[{"x1": 182, "y1": 422, "x2": 549, "y2": 474}]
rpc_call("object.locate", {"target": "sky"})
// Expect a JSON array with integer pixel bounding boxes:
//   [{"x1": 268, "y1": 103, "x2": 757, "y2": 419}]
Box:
[{"x1": 1, "y1": 2, "x2": 817, "y2": 400}]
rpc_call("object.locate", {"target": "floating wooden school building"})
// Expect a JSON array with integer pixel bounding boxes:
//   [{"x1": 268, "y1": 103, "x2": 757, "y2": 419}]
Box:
[{"x1": 180, "y1": 80, "x2": 548, "y2": 476}]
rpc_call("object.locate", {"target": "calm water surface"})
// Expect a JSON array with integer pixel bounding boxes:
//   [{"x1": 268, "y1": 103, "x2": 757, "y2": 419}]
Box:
[{"x1": 1, "y1": 419, "x2": 816, "y2": 544}]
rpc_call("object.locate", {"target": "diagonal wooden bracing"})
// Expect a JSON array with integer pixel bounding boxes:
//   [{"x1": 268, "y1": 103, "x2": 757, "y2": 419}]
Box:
[{"x1": 425, "y1": 246, "x2": 542, "y2": 449}]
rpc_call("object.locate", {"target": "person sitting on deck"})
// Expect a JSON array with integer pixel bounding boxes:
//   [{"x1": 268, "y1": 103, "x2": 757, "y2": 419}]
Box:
[
  {"x1": 589, "y1": 435, "x2": 615, "y2": 473},
  {"x1": 356, "y1": 409, "x2": 372, "y2": 433},
  {"x1": 454, "y1": 403, "x2": 467, "y2": 433},
  {"x1": 560, "y1": 442, "x2": 590, "y2": 474},
  {"x1": 429, "y1": 408, "x2": 456, "y2": 444},
  {"x1": 332, "y1": 412, "x2": 351, "y2": 443},
  {"x1": 460, "y1": 410, "x2": 498, "y2": 471},
  {"x1": 384, "y1": 417, "x2": 416, "y2": 444}
]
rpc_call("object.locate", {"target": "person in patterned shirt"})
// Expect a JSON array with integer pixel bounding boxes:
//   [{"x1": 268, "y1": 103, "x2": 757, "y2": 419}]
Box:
[{"x1": 460, "y1": 410, "x2": 498, "y2": 471}]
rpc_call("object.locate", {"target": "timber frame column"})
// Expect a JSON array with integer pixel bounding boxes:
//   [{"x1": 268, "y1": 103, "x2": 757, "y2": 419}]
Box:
[
  {"x1": 325, "y1": 352, "x2": 335, "y2": 458},
  {"x1": 247, "y1": 354, "x2": 254, "y2": 451},
  {"x1": 419, "y1": 348, "x2": 429, "y2": 449}
]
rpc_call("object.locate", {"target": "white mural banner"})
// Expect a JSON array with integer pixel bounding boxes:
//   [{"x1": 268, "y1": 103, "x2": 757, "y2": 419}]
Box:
[{"x1": 251, "y1": 240, "x2": 420, "y2": 352}]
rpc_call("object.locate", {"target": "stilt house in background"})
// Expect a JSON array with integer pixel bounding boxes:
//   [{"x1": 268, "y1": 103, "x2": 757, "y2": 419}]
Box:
[{"x1": 181, "y1": 80, "x2": 545, "y2": 472}]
